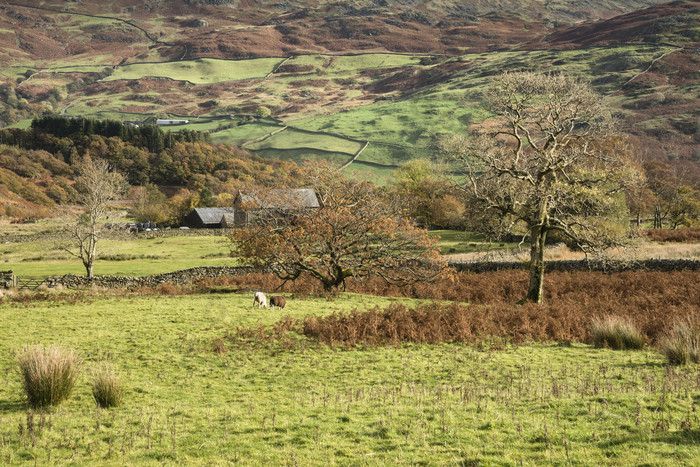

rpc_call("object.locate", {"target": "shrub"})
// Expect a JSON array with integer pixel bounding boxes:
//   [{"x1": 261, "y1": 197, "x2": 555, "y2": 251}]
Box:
[
  {"x1": 16, "y1": 344, "x2": 82, "y2": 408},
  {"x1": 591, "y1": 316, "x2": 646, "y2": 350},
  {"x1": 90, "y1": 362, "x2": 124, "y2": 408},
  {"x1": 659, "y1": 320, "x2": 700, "y2": 365}
]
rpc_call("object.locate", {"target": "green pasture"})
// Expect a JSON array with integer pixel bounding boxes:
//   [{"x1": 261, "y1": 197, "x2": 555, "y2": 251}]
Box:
[
  {"x1": 290, "y1": 44, "x2": 672, "y2": 168},
  {"x1": 255, "y1": 148, "x2": 353, "y2": 166},
  {"x1": 282, "y1": 54, "x2": 424, "y2": 75},
  {"x1": 0, "y1": 235, "x2": 234, "y2": 278},
  {"x1": 210, "y1": 122, "x2": 285, "y2": 146},
  {"x1": 344, "y1": 162, "x2": 401, "y2": 185},
  {"x1": 246, "y1": 128, "x2": 363, "y2": 154},
  {"x1": 0, "y1": 228, "x2": 511, "y2": 278},
  {"x1": 105, "y1": 58, "x2": 284, "y2": 84},
  {"x1": 2, "y1": 292, "x2": 700, "y2": 465},
  {"x1": 429, "y1": 230, "x2": 518, "y2": 255}
]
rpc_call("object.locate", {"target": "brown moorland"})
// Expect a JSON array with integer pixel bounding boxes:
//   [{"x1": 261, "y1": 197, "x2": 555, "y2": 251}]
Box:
[{"x1": 211, "y1": 268, "x2": 700, "y2": 348}]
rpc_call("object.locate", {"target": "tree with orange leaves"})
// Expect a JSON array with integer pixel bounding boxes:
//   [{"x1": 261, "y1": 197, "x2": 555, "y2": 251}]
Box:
[{"x1": 229, "y1": 161, "x2": 450, "y2": 291}]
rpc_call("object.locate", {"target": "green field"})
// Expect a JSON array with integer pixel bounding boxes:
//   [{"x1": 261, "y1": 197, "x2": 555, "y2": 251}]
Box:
[
  {"x1": 246, "y1": 128, "x2": 363, "y2": 154},
  {"x1": 0, "y1": 235, "x2": 234, "y2": 278},
  {"x1": 0, "y1": 228, "x2": 517, "y2": 278},
  {"x1": 2, "y1": 291, "x2": 700, "y2": 465},
  {"x1": 104, "y1": 58, "x2": 284, "y2": 84}
]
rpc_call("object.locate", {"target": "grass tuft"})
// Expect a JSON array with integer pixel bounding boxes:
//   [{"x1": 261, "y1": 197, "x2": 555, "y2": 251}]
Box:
[
  {"x1": 91, "y1": 362, "x2": 124, "y2": 408},
  {"x1": 15, "y1": 344, "x2": 82, "y2": 408},
  {"x1": 591, "y1": 316, "x2": 646, "y2": 350},
  {"x1": 658, "y1": 319, "x2": 700, "y2": 365}
]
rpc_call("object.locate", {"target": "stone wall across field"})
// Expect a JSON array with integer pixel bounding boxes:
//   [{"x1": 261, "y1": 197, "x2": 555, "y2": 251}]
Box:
[
  {"x1": 448, "y1": 259, "x2": 700, "y2": 273},
  {"x1": 38, "y1": 259, "x2": 700, "y2": 290},
  {"x1": 0, "y1": 228, "x2": 229, "y2": 244},
  {"x1": 46, "y1": 266, "x2": 255, "y2": 289}
]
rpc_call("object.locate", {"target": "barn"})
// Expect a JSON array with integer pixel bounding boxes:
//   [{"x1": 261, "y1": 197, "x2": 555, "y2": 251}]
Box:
[
  {"x1": 233, "y1": 189, "x2": 319, "y2": 228},
  {"x1": 184, "y1": 207, "x2": 236, "y2": 228}
]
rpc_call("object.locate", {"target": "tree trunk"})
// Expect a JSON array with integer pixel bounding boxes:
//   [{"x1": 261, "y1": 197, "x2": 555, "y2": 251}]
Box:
[
  {"x1": 526, "y1": 225, "x2": 547, "y2": 304},
  {"x1": 654, "y1": 205, "x2": 662, "y2": 229}
]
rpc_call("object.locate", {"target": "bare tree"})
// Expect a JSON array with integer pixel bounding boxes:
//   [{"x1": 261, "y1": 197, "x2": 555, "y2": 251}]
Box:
[
  {"x1": 230, "y1": 161, "x2": 449, "y2": 291},
  {"x1": 445, "y1": 72, "x2": 643, "y2": 303},
  {"x1": 63, "y1": 158, "x2": 127, "y2": 278}
]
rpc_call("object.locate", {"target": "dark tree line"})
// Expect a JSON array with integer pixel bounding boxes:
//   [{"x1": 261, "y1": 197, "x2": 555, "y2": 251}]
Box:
[{"x1": 30, "y1": 115, "x2": 210, "y2": 153}]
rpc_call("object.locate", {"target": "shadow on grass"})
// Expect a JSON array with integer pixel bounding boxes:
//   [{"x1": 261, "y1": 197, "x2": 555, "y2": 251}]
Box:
[
  {"x1": 0, "y1": 398, "x2": 25, "y2": 413},
  {"x1": 598, "y1": 429, "x2": 700, "y2": 448}
]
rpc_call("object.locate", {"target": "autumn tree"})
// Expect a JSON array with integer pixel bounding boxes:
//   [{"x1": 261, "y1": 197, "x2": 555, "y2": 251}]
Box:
[
  {"x1": 62, "y1": 157, "x2": 127, "y2": 278},
  {"x1": 444, "y1": 72, "x2": 642, "y2": 303},
  {"x1": 391, "y1": 159, "x2": 465, "y2": 228},
  {"x1": 229, "y1": 161, "x2": 449, "y2": 291}
]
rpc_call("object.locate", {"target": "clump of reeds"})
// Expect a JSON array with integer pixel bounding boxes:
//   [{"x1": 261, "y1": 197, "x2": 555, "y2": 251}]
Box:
[
  {"x1": 91, "y1": 362, "x2": 124, "y2": 408},
  {"x1": 591, "y1": 316, "x2": 646, "y2": 350},
  {"x1": 16, "y1": 344, "x2": 82, "y2": 408},
  {"x1": 658, "y1": 319, "x2": 700, "y2": 365}
]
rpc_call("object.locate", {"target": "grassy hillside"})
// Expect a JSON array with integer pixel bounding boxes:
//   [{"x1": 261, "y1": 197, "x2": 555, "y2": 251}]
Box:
[{"x1": 0, "y1": 1, "x2": 697, "y2": 191}]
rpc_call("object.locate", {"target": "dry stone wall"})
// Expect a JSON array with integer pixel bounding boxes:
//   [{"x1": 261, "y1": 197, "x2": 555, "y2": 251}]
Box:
[
  {"x1": 46, "y1": 266, "x2": 254, "y2": 289},
  {"x1": 40, "y1": 259, "x2": 700, "y2": 290},
  {"x1": 448, "y1": 259, "x2": 700, "y2": 273}
]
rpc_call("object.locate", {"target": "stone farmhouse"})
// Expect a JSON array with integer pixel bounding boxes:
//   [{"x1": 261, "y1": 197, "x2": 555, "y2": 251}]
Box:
[
  {"x1": 183, "y1": 189, "x2": 319, "y2": 229},
  {"x1": 233, "y1": 188, "x2": 319, "y2": 228}
]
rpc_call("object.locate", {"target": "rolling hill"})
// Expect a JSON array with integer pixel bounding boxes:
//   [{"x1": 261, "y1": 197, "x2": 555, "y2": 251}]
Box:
[{"x1": 0, "y1": 0, "x2": 698, "y2": 189}]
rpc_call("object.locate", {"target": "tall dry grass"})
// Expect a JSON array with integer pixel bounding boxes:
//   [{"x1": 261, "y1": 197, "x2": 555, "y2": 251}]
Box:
[
  {"x1": 591, "y1": 316, "x2": 646, "y2": 350},
  {"x1": 90, "y1": 362, "x2": 124, "y2": 408},
  {"x1": 15, "y1": 344, "x2": 82, "y2": 408},
  {"x1": 659, "y1": 319, "x2": 700, "y2": 365}
]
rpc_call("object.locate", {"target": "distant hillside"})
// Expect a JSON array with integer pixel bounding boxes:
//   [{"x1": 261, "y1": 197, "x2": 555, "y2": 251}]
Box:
[{"x1": 0, "y1": 0, "x2": 697, "y2": 186}]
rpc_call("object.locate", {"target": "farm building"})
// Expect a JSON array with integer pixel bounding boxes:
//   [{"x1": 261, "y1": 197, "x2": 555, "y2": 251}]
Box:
[
  {"x1": 233, "y1": 189, "x2": 319, "y2": 228},
  {"x1": 184, "y1": 207, "x2": 236, "y2": 228},
  {"x1": 156, "y1": 119, "x2": 190, "y2": 126}
]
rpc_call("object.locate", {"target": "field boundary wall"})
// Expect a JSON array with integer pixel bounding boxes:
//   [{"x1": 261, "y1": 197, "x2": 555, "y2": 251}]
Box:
[{"x1": 36, "y1": 259, "x2": 700, "y2": 290}]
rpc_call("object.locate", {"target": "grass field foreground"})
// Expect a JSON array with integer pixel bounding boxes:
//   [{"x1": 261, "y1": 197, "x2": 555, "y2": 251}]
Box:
[{"x1": 1, "y1": 291, "x2": 700, "y2": 465}]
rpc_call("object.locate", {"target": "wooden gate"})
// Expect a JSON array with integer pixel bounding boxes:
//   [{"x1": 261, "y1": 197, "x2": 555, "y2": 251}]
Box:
[{"x1": 16, "y1": 277, "x2": 47, "y2": 290}]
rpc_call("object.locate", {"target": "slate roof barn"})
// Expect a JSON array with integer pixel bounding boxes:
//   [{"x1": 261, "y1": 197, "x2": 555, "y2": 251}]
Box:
[
  {"x1": 233, "y1": 189, "x2": 319, "y2": 228},
  {"x1": 184, "y1": 207, "x2": 236, "y2": 228}
]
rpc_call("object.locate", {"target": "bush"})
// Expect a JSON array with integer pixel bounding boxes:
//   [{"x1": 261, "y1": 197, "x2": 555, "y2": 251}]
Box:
[
  {"x1": 643, "y1": 227, "x2": 700, "y2": 243},
  {"x1": 659, "y1": 320, "x2": 700, "y2": 365},
  {"x1": 591, "y1": 316, "x2": 646, "y2": 350},
  {"x1": 16, "y1": 344, "x2": 81, "y2": 408},
  {"x1": 91, "y1": 362, "x2": 124, "y2": 408}
]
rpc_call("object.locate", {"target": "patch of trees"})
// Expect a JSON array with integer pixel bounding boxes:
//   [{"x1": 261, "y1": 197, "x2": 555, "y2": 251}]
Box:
[
  {"x1": 30, "y1": 115, "x2": 210, "y2": 153},
  {"x1": 0, "y1": 116, "x2": 305, "y2": 220},
  {"x1": 1, "y1": 116, "x2": 303, "y2": 188}
]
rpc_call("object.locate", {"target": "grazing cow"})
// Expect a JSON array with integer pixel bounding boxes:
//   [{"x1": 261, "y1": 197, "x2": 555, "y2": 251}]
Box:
[
  {"x1": 270, "y1": 295, "x2": 286, "y2": 310},
  {"x1": 253, "y1": 291, "x2": 267, "y2": 309}
]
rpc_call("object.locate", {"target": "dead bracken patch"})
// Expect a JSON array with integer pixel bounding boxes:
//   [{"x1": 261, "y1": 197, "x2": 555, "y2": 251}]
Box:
[{"x1": 221, "y1": 269, "x2": 700, "y2": 349}]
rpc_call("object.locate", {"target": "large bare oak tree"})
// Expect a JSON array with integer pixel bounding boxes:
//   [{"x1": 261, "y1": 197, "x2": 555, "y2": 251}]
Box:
[
  {"x1": 445, "y1": 72, "x2": 643, "y2": 303},
  {"x1": 229, "y1": 161, "x2": 449, "y2": 291}
]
